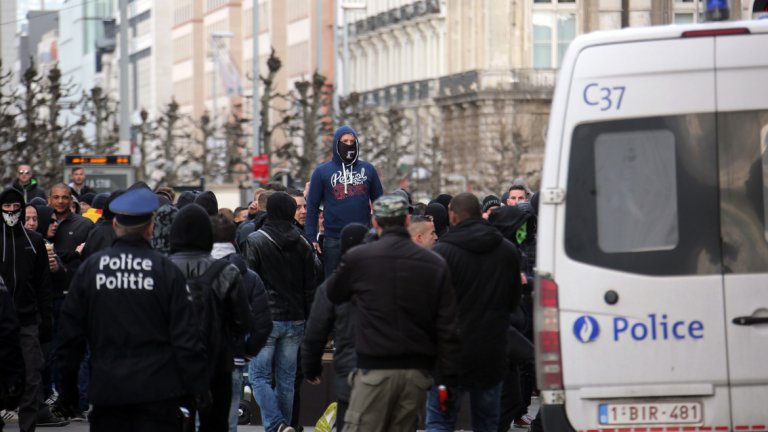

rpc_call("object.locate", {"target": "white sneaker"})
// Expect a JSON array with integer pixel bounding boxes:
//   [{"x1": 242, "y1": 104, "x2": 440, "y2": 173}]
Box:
[
  {"x1": 514, "y1": 413, "x2": 534, "y2": 428},
  {"x1": 1, "y1": 409, "x2": 19, "y2": 424}
]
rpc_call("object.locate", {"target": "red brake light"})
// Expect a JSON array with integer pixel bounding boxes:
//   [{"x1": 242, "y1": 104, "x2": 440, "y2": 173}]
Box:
[
  {"x1": 540, "y1": 277, "x2": 559, "y2": 308},
  {"x1": 682, "y1": 28, "x2": 750, "y2": 37}
]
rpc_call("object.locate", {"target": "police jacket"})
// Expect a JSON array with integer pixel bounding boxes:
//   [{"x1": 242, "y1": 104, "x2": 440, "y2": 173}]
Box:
[
  {"x1": 169, "y1": 251, "x2": 253, "y2": 377},
  {"x1": 326, "y1": 226, "x2": 461, "y2": 380},
  {"x1": 244, "y1": 220, "x2": 317, "y2": 321},
  {"x1": 57, "y1": 235, "x2": 208, "y2": 406},
  {"x1": 433, "y1": 217, "x2": 522, "y2": 389}
]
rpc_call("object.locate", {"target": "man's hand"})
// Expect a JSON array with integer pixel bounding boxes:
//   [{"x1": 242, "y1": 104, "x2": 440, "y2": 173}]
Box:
[
  {"x1": 48, "y1": 255, "x2": 59, "y2": 272},
  {"x1": 306, "y1": 377, "x2": 322, "y2": 385},
  {"x1": 75, "y1": 243, "x2": 85, "y2": 255},
  {"x1": 313, "y1": 242, "x2": 322, "y2": 254}
]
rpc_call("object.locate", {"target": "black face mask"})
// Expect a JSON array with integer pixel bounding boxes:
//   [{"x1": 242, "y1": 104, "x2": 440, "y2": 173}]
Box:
[{"x1": 337, "y1": 141, "x2": 358, "y2": 165}]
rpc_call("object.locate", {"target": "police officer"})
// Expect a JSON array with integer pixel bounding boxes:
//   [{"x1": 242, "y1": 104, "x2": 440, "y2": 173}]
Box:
[{"x1": 55, "y1": 187, "x2": 208, "y2": 432}]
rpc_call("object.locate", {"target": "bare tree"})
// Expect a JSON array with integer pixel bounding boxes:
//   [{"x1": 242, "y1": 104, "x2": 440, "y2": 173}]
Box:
[
  {"x1": 253, "y1": 48, "x2": 292, "y2": 180},
  {"x1": 223, "y1": 110, "x2": 251, "y2": 184},
  {"x1": 278, "y1": 71, "x2": 334, "y2": 184},
  {"x1": 369, "y1": 106, "x2": 412, "y2": 192}
]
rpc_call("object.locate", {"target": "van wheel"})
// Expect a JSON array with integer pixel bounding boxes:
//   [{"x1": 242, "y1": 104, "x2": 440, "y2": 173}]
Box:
[{"x1": 237, "y1": 401, "x2": 251, "y2": 425}]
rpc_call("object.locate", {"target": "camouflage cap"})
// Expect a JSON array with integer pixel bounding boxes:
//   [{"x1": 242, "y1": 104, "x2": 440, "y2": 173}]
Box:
[{"x1": 373, "y1": 194, "x2": 409, "y2": 218}]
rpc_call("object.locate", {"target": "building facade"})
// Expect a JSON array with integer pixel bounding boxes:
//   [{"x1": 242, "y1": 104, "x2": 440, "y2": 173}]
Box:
[{"x1": 343, "y1": 0, "x2": 753, "y2": 196}]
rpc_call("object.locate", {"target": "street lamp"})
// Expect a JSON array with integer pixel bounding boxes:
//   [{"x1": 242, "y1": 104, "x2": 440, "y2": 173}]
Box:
[
  {"x1": 210, "y1": 31, "x2": 234, "y2": 132},
  {"x1": 333, "y1": 2, "x2": 366, "y2": 113},
  {"x1": 209, "y1": 31, "x2": 234, "y2": 184}
]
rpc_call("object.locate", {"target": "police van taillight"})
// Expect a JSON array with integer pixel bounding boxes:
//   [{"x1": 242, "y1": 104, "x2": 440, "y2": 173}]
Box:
[{"x1": 536, "y1": 276, "x2": 563, "y2": 390}]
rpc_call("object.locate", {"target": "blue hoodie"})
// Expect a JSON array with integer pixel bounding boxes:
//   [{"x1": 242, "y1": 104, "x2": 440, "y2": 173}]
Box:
[{"x1": 305, "y1": 125, "x2": 383, "y2": 241}]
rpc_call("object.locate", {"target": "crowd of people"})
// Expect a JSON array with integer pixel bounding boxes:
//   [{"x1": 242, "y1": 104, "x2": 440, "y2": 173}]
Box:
[{"x1": 0, "y1": 125, "x2": 541, "y2": 432}]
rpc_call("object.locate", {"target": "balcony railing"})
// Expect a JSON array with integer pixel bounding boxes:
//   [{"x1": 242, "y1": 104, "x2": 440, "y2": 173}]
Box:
[{"x1": 438, "y1": 69, "x2": 558, "y2": 99}]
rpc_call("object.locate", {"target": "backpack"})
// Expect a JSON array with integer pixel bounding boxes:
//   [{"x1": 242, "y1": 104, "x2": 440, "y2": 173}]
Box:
[{"x1": 187, "y1": 259, "x2": 231, "y2": 379}]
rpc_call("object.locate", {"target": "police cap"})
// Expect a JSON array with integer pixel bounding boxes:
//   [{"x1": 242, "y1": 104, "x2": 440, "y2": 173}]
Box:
[{"x1": 109, "y1": 187, "x2": 159, "y2": 226}]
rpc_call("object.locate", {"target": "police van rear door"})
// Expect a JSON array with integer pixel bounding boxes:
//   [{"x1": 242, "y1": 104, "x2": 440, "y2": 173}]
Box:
[
  {"x1": 715, "y1": 27, "x2": 768, "y2": 429},
  {"x1": 557, "y1": 33, "x2": 730, "y2": 429}
]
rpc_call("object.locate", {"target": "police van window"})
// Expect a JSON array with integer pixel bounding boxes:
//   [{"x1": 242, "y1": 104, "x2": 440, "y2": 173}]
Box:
[
  {"x1": 565, "y1": 115, "x2": 721, "y2": 276},
  {"x1": 718, "y1": 111, "x2": 768, "y2": 274},
  {"x1": 595, "y1": 130, "x2": 678, "y2": 253}
]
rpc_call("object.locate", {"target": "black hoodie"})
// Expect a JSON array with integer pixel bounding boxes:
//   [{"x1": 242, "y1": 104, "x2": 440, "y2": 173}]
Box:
[
  {"x1": 0, "y1": 188, "x2": 52, "y2": 331},
  {"x1": 432, "y1": 217, "x2": 521, "y2": 389}
]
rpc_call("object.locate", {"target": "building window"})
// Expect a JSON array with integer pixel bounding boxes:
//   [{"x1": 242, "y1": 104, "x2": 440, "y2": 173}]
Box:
[
  {"x1": 287, "y1": 0, "x2": 309, "y2": 22},
  {"x1": 673, "y1": 0, "x2": 704, "y2": 23},
  {"x1": 532, "y1": 0, "x2": 576, "y2": 69},
  {"x1": 174, "y1": 0, "x2": 193, "y2": 25}
]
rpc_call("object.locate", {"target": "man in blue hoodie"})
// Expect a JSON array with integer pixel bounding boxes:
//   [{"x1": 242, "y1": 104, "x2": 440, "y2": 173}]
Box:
[{"x1": 305, "y1": 125, "x2": 384, "y2": 278}]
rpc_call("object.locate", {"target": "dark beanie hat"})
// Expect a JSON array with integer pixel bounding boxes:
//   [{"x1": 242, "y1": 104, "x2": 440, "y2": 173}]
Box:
[
  {"x1": 28, "y1": 197, "x2": 47, "y2": 207},
  {"x1": 195, "y1": 191, "x2": 219, "y2": 216},
  {"x1": 425, "y1": 202, "x2": 449, "y2": 238},
  {"x1": 177, "y1": 191, "x2": 198, "y2": 209},
  {"x1": 92, "y1": 192, "x2": 109, "y2": 210},
  {"x1": 430, "y1": 194, "x2": 452, "y2": 213},
  {"x1": 170, "y1": 203, "x2": 213, "y2": 252},
  {"x1": 80, "y1": 192, "x2": 96, "y2": 206},
  {"x1": 482, "y1": 195, "x2": 501, "y2": 213},
  {"x1": 267, "y1": 192, "x2": 297, "y2": 222},
  {"x1": 340, "y1": 223, "x2": 369, "y2": 255}
]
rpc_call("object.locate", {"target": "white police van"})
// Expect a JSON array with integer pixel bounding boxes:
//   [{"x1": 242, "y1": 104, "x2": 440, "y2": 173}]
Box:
[{"x1": 534, "y1": 12, "x2": 768, "y2": 432}]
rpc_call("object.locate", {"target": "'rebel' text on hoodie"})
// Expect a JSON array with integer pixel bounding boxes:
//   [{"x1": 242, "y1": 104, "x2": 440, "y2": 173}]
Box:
[{"x1": 95, "y1": 253, "x2": 155, "y2": 291}]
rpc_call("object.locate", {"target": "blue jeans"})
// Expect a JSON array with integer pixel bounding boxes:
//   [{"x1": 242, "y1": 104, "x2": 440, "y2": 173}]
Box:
[
  {"x1": 249, "y1": 321, "x2": 304, "y2": 432},
  {"x1": 425, "y1": 381, "x2": 503, "y2": 432},
  {"x1": 322, "y1": 236, "x2": 341, "y2": 279},
  {"x1": 229, "y1": 366, "x2": 244, "y2": 432}
]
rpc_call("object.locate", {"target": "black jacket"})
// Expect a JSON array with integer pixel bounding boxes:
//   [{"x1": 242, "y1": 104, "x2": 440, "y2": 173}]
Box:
[
  {"x1": 11, "y1": 178, "x2": 46, "y2": 203},
  {"x1": 326, "y1": 227, "x2": 460, "y2": 379},
  {"x1": 235, "y1": 211, "x2": 266, "y2": 252},
  {"x1": 219, "y1": 250, "x2": 272, "y2": 362},
  {"x1": 244, "y1": 220, "x2": 317, "y2": 321},
  {"x1": 0, "y1": 278, "x2": 24, "y2": 410},
  {"x1": 81, "y1": 218, "x2": 116, "y2": 259},
  {"x1": 301, "y1": 282, "x2": 355, "y2": 381},
  {"x1": 57, "y1": 235, "x2": 208, "y2": 406},
  {"x1": 0, "y1": 216, "x2": 52, "y2": 330},
  {"x1": 52, "y1": 212, "x2": 93, "y2": 272},
  {"x1": 69, "y1": 184, "x2": 96, "y2": 199},
  {"x1": 170, "y1": 252, "x2": 254, "y2": 377},
  {"x1": 433, "y1": 217, "x2": 522, "y2": 389}
]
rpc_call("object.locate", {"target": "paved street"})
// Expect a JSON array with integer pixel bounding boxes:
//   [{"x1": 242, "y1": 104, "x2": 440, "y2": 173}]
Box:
[{"x1": 3, "y1": 397, "x2": 539, "y2": 431}]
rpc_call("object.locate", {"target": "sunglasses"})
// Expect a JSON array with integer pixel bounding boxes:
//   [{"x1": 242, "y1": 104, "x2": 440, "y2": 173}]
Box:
[
  {"x1": 50, "y1": 219, "x2": 58, "y2": 225},
  {"x1": 18, "y1": 170, "x2": 30, "y2": 174}
]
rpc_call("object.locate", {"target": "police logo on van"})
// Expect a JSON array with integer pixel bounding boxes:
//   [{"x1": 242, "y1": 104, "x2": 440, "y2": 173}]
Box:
[{"x1": 574, "y1": 315, "x2": 600, "y2": 343}]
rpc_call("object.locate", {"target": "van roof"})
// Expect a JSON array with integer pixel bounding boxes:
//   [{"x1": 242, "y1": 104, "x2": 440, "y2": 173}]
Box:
[{"x1": 570, "y1": 19, "x2": 768, "y2": 51}]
